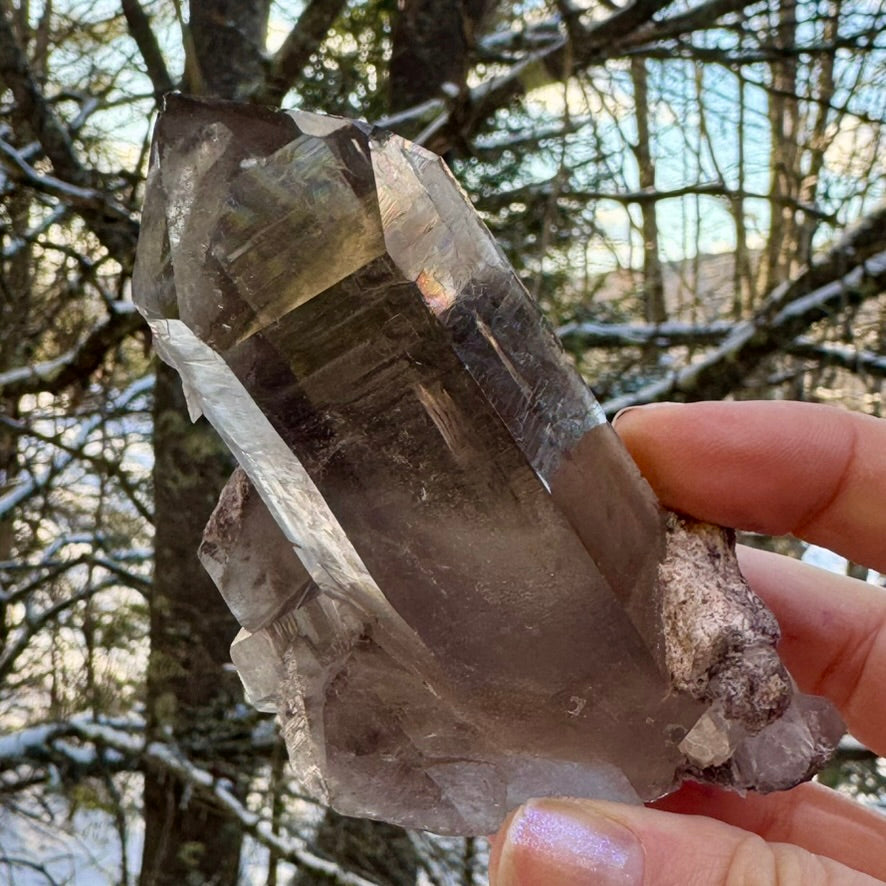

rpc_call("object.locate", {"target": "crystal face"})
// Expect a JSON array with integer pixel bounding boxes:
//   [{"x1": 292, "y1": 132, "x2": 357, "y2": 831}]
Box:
[{"x1": 134, "y1": 95, "x2": 843, "y2": 835}]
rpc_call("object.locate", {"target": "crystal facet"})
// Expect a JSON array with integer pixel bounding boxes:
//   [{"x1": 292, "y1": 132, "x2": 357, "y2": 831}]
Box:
[{"x1": 133, "y1": 95, "x2": 844, "y2": 835}]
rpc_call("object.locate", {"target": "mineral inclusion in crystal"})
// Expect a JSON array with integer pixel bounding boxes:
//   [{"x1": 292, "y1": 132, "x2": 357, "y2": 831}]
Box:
[{"x1": 133, "y1": 95, "x2": 844, "y2": 835}]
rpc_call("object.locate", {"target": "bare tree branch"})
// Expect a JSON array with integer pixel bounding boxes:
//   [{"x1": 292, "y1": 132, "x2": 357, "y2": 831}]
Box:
[
  {"x1": 408, "y1": 0, "x2": 766, "y2": 154},
  {"x1": 121, "y1": 0, "x2": 174, "y2": 96},
  {"x1": 601, "y1": 214, "x2": 886, "y2": 415},
  {"x1": 573, "y1": 0, "x2": 678, "y2": 56},
  {"x1": 1, "y1": 205, "x2": 69, "y2": 258},
  {"x1": 0, "y1": 304, "x2": 145, "y2": 398},
  {"x1": 0, "y1": 139, "x2": 136, "y2": 225},
  {"x1": 0, "y1": 0, "x2": 82, "y2": 183},
  {"x1": 559, "y1": 322, "x2": 886, "y2": 380},
  {"x1": 0, "y1": 375, "x2": 152, "y2": 519},
  {"x1": 558, "y1": 319, "x2": 735, "y2": 348},
  {"x1": 480, "y1": 177, "x2": 836, "y2": 221},
  {"x1": 0, "y1": 575, "x2": 140, "y2": 683},
  {"x1": 630, "y1": 26, "x2": 885, "y2": 64},
  {"x1": 0, "y1": 412, "x2": 153, "y2": 521},
  {"x1": 0, "y1": 719, "x2": 382, "y2": 886},
  {"x1": 261, "y1": 0, "x2": 348, "y2": 106},
  {"x1": 0, "y1": 3, "x2": 139, "y2": 263},
  {"x1": 622, "y1": 0, "x2": 771, "y2": 47},
  {"x1": 786, "y1": 338, "x2": 886, "y2": 378}
]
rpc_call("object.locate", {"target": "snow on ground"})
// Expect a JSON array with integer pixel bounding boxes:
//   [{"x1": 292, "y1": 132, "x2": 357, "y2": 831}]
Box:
[{"x1": 0, "y1": 786, "x2": 144, "y2": 886}]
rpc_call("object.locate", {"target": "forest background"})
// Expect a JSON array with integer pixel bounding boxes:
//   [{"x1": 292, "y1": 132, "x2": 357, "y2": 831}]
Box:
[{"x1": 0, "y1": 0, "x2": 884, "y2": 883}]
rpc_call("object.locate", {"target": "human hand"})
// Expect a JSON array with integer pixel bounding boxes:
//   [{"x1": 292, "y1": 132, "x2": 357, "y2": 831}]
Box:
[{"x1": 489, "y1": 400, "x2": 886, "y2": 885}]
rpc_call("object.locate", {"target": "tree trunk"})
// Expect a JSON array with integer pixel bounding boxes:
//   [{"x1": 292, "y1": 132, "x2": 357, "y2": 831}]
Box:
[
  {"x1": 140, "y1": 363, "x2": 242, "y2": 886},
  {"x1": 140, "y1": 2, "x2": 272, "y2": 883},
  {"x1": 732, "y1": 62, "x2": 754, "y2": 316},
  {"x1": 0, "y1": 188, "x2": 32, "y2": 654},
  {"x1": 630, "y1": 57, "x2": 666, "y2": 325},
  {"x1": 762, "y1": 0, "x2": 801, "y2": 294},
  {"x1": 795, "y1": 0, "x2": 839, "y2": 265},
  {"x1": 390, "y1": 0, "x2": 494, "y2": 149},
  {"x1": 296, "y1": 812, "x2": 420, "y2": 886}
]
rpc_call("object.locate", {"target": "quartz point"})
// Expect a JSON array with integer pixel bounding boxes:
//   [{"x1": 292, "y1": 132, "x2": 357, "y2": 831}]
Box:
[{"x1": 133, "y1": 95, "x2": 844, "y2": 835}]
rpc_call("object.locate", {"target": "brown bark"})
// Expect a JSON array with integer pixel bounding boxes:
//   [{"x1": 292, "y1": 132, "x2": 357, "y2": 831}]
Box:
[
  {"x1": 184, "y1": 0, "x2": 272, "y2": 100},
  {"x1": 391, "y1": 0, "x2": 470, "y2": 110},
  {"x1": 261, "y1": 0, "x2": 348, "y2": 106},
  {"x1": 630, "y1": 56, "x2": 666, "y2": 324},
  {"x1": 389, "y1": 0, "x2": 494, "y2": 144},
  {"x1": 762, "y1": 0, "x2": 801, "y2": 294},
  {"x1": 294, "y1": 812, "x2": 419, "y2": 886},
  {"x1": 140, "y1": 363, "x2": 242, "y2": 886},
  {"x1": 140, "y1": 2, "x2": 273, "y2": 883},
  {"x1": 795, "y1": 0, "x2": 840, "y2": 265},
  {"x1": 121, "y1": 0, "x2": 174, "y2": 95},
  {"x1": 0, "y1": 95, "x2": 39, "y2": 648}
]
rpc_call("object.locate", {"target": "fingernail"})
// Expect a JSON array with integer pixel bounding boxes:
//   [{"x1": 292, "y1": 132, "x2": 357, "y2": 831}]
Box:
[
  {"x1": 612, "y1": 402, "x2": 680, "y2": 428},
  {"x1": 492, "y1": 799, "x2": 644, "y2": 885}
]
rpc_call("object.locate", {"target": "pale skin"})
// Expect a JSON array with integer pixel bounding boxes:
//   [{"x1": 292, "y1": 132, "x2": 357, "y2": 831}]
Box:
[{"x1": 489, "y1": 400, "x2": 886, "y2": 885}]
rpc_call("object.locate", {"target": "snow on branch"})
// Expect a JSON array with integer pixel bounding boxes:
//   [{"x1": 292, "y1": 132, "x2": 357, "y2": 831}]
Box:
[
  {"x1": 389, "y1": 0, "x2": 764, "y2": 154},
  {"x1": 143, "y1": 743, "x2": 381, "y2": 886},
  {"x1": 0, "y1": 718, "x2": 381, "y2": 886},
  {"x1": 0, "y1": 138, "x2": 134, "y2": 224},
  {"x1": 621, "y1": 0, "x2": 756, "y2": 46},
  {"x1": 0, "y1": 717, "x2": 144, "y2": 787},
  {"x1": 786, "y1": 338, "x2": 886, "y2": 377},
  {"x1": 0, "y1": 304, "x2": 145, "y2": 398},
  {"x1": 558, "y1": 323, "x2": 886, "y2": 380},
  {"x1": 0, "y1": 375, "x2": 153, "y2": 520},
  {"x1": 600, "y1": 206, "x2": 886, "y2": 415},
  {"x1": 0, "y1": 14, "x2": 139, "y2": 262},
  {"x1": 558, "y1": 319, "x2": 735, "y2": 348}
]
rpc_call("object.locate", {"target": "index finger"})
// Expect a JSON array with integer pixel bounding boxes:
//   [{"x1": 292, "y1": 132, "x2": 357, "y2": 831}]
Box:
[{"x1": 613, "y1": 400, "x2": 886, "y2": 572}]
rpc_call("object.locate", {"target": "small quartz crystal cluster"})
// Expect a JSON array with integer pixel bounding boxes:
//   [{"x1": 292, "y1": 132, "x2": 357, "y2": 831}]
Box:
[{"x1": 134, "y1": 95, "x2": 844, "y2": 835}]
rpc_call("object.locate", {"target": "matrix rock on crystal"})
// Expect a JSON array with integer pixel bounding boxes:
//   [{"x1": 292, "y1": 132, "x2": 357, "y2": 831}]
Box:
[{"x1": 133, "y1": 95, "x2": 844, "y2": 835}]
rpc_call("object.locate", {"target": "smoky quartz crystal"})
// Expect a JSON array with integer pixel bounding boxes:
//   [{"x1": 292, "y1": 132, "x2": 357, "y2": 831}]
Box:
[{"x1": 134, "y1": 95, "x2": 844, "y2": 835}]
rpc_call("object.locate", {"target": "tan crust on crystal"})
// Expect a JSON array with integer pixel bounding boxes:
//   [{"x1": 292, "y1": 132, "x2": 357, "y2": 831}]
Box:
[{"x1": 659, "y1": 513, "x2": 792, "y2": 733}]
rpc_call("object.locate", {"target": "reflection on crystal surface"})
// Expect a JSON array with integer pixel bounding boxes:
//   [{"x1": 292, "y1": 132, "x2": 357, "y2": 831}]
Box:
[{"x1": 134, "y1": 95, "x2": 843, "y2": 835}]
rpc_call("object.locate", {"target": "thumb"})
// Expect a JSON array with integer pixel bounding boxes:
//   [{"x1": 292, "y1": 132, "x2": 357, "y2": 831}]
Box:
[{"x1": 488, "y1": 797, "x2": 880, "y2": 885}]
